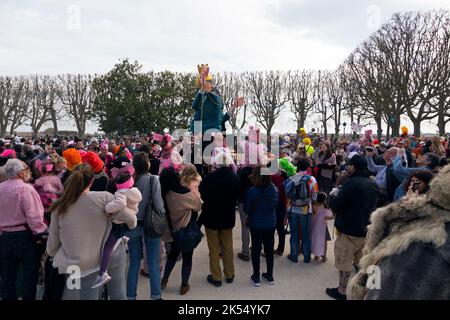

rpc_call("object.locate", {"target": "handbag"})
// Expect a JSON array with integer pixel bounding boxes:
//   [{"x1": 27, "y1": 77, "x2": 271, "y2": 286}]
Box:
[
  {"x1": 143, "y1": 175, "x2": 168, "y2": 238},
  {"x1": 172, "y1": 218, "x2": 203, "y2": 252},
  {"x1": 168, "y1": 205, "x2": 203, "y2": 252}
]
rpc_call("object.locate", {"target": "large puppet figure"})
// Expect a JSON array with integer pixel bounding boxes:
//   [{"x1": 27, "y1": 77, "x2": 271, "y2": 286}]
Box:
[{"x1": 190, "y1": 64, "x2": 244, "y2": 134}]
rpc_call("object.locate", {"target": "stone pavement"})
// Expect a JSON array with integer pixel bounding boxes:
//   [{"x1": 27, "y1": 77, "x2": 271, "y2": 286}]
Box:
[{"x1": 136, "y1": 214, "x2": 338, "y2": 300}]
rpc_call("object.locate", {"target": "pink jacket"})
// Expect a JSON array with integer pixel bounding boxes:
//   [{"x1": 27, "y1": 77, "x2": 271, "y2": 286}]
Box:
[{"x1": 34, "y1": 175, "x2": 64, "y2": 212}]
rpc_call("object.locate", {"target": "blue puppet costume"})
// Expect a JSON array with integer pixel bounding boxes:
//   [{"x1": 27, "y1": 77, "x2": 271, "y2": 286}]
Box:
[{"x1": 190, "y1": 64, "x2": 230, "y2": 134}]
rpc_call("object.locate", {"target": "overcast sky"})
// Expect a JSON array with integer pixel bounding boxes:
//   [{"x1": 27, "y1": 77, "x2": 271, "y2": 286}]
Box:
[{"x1": 1, "y1": 0, "x2": 449, "y2": 134}]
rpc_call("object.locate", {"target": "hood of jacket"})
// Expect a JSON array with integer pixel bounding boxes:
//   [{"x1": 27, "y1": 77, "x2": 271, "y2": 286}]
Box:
[{"x1": 348, "y1": 164, "x2": 450, "y2": 300}]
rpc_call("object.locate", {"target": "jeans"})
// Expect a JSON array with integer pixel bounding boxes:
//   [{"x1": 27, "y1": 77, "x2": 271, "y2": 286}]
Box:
[
  {"x1": 127, "y1": 235, "x2": 161, "y2": 300},
  {"x1": 103, "y1": 240, "x2": 127, "y2": 300},
  {"x1": 288, "y1": 213, "x2": 312, "y2": 262},
  {"x1": 0, "y1": 231, "x2": 41, "y2": 300},
  {"x1": 250, "y1": 228, "x2": 275, "y2": 278},
  {"x1": 238, "y1": 203, "x2": 250, "y2": 256},
  {"x1": 163, "y1": 243, "x2": 193, "y2": 287},
  {"x1": 62, "y1": 272, "x2": 100, "y2": 300}
]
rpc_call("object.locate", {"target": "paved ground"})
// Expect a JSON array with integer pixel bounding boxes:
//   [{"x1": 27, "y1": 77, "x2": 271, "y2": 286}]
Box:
[{"x1": 137, "y1": 214, "x2": 339, "y2": 300}]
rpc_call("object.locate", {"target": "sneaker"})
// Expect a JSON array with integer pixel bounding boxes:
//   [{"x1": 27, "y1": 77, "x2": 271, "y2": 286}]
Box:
[
  {"x1": 180, "y1": 284, "x2": 190, "y2": 295},
  {"x1": 207, "y1": 275, "x2": 222, "y2": 287},
  {"x1": 325, "y1": 287, "x2": 347, "y2": 300},
  {"x1": 226, "y1": 275, "x2": 235, "y2": 283},
  {"x1": 287, "y1": 255, "x2": 298, "y2": 263},
  {"x1": 250, "y1": 275, "x2": 261, "y2": 287},
  {"x1": 237, "y1": 253, "x2": 250, "y2": 262},
  {"x1": 262, "y1": 273, "x2": 274, "y2": 285},
  {"x1": 161, "y1": 277, "x2": 168, "y2": 290},
  {"x1": 92, "y1": 272, "x2": 111, "y2": 289}
]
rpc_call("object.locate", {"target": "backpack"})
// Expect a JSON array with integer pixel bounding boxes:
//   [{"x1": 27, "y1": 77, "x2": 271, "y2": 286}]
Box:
[{"x1": 287, "y1": 175, "x2": 311, "y2": 208}]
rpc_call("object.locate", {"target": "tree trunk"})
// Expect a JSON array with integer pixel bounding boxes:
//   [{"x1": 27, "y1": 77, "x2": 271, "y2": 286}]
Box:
[
  {"x1": 266, "y1": 128, "x2": 272, "y2": 152},
  {"x1": 334, "y1": 123, "x2": 340, "y2": 136},
  {"x1": 77, "y1": 121, "x2": 85, "y2": 137},
  {"x1": 437, "y1": 101, "x2": 446, "y2": 136},
  {"x1": 0, "y1": 127, "x2": 6, "y2": 138},
  {"x1": 51, "y1": 112, "x2": 59, "y2": 137},
  {"x1": 375, "y1": 115, "x2": 383, "y2": 140},
  {"x1": 33, "y1": 129, "x2": 39, "y2": 138},
  {"x1": 412, "y1": 119, "x2": 421, "y2": 137},
  {"x1": 297, "y1": 118, "x2": 303, "y2": 131},
  {"x1": 391, "y1": 115, "x2": 401, "y2": 138}
]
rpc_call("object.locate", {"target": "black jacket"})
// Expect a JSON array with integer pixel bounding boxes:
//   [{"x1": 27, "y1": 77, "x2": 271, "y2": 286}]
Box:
[
  {"x1": 238, "y1": 165, "x2": 255, "y2": 203},
  {"x1": 199, "y1": 167, "x2": 241, "y2": 230},
  {"x1": 330, "y1": 170, "x2": 379, "y2": 237},
  {"x1": 91, "y1": 172, "x2": 109, "y2": 192}
]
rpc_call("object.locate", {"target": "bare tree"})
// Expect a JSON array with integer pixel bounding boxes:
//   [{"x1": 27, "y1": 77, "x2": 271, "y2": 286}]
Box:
[
  {"x1": 8, "y1": 77, "x2": 33, "y2": 136},
  {"x1": 0, "y1": 76, "x2": 33, "y2": 137},
  {"x1": 27, "y1": 75, "x2": 59, "y2": 137},
  {"x1": 244, "y1": 71, "x2": 289, "y2": 149},
  {"x1": 286, "y1": 70, "x2": 318, "y2": 130},
  {"x1": 215, "y1": 72, "x2": 248, "y2": 130},
  {"x1": 58, "y1": 74, "x2": 95, "y2": 136},
  {"x1": 431, "y1": 11, "x2": 450, "y2": 135},
  {"x1": 314, "y1": 71, "x2": 334, "y2": 139},
  {"x1": 325, "y1": 70, "x2": 345, "y2": 136}
]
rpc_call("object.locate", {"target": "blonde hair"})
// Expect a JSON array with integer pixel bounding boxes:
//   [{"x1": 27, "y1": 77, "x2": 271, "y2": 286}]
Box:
[
  {"x1": 430, "y1": 136, "x2": 445, "y2": 156},
  {"x1": 180, "y1": 164, "x2": 199, "y2": 186}
]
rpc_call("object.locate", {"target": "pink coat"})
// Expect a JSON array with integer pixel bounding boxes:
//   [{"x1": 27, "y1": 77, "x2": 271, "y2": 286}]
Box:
[{"x1": 34, "y1": 175, "x2": 64, "y2": 212}]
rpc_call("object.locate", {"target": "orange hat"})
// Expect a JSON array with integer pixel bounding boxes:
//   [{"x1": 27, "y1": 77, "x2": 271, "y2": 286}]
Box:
[
  {"x1": 63, "y1": 148, "x2": 82, "y2": 171},
  {"x1": 82, "y1": 151, "x2": 104, "y2": 173}
]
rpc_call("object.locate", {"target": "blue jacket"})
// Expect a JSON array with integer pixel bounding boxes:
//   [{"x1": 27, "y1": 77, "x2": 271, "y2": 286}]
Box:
[
  {"x1": 190, "y1": 90, "x2": 227, "y2": 133},
  {"x1": 244, "y1": 184, "x2": 278, "y2": 229}
]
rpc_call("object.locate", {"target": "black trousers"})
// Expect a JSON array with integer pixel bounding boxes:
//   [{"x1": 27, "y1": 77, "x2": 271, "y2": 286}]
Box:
[
  {"x1": 250, "y1": 228, "x2": 275, "y2": 278},
  {"x1": 0, "y1": 231, "x2": 41, "y2": 300},
  {"x1": 275, "y1": 210, "x2": 286, "y2": 253}
]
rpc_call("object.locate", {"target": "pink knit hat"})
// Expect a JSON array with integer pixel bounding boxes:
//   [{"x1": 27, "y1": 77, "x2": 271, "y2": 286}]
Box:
[{"x1": 0, "y1": 149, "x2": 16, "y2": 159}]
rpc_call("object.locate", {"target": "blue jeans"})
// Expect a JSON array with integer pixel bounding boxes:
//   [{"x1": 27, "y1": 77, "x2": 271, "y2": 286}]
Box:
[
  {"x1": 126, "y1": 235, "x2": 161, "y2": 300},
  {"x1": 288, "y1": 213, "x2": 312, "y2": 263}
]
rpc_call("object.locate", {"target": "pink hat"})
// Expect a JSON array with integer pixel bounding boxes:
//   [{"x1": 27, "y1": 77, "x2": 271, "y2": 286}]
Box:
[
  {"x1": 111, "y1": 163, "x2": 135, "y2": 179},
  {"x1": 0, "y1": 149, "x2": 16, "y2": 159}
]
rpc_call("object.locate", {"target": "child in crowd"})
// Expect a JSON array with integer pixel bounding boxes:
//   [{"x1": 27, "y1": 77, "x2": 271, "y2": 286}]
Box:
[
  {"x1": 92, "y1": 164, "x2": 142, "y2": 288},
  {"x1": 180, "y1": 164, "x2": 202, "y2": 199},
  {"x1": 310, "y1": 192, "x2": 335, "y2": 262}
]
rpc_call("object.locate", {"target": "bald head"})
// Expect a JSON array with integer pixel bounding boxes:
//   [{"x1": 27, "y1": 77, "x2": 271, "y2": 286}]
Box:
[{"x1": 384, "y1": 147, "x2": 399, "y2": 165}]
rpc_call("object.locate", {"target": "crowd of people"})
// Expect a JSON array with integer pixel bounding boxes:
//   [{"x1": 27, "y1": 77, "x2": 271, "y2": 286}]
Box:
[
  {"x1": 0, "y1": 127, "x2": 449, "y2": 300},
  {"x1": 0, "y1": 65, "x2": 449, "y2": 300}
]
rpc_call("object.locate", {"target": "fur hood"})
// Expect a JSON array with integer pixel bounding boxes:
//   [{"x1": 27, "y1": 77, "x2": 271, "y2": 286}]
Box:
[
  {"x1": 34, "y1": 175, "x2": 64, "y2": 195},
  {"x1": 348, "y1": 164, "x2": 450, "y2": 300}
]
